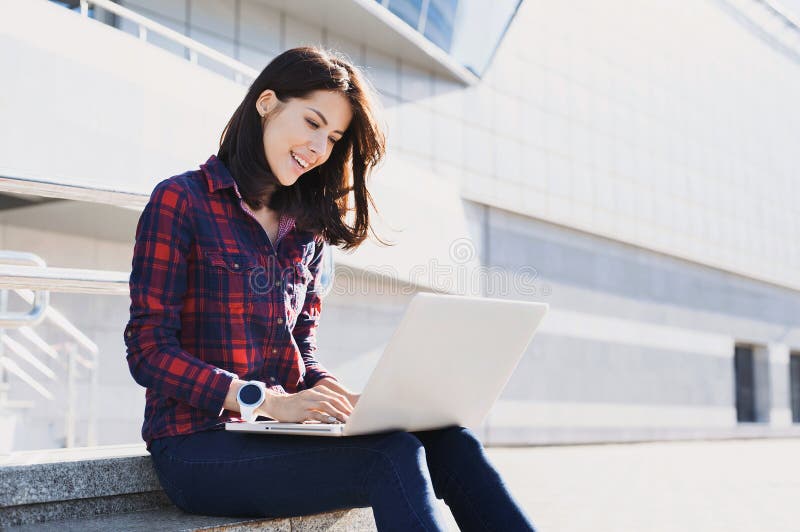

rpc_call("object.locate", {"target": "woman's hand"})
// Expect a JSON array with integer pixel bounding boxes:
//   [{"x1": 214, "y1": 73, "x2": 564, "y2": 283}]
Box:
[
  {"x1": 314, "y1": 377, "x2": 360, "y2": 407},
  {"x1": 258, "y1": 386, "x2": 354, "y2": 423}
]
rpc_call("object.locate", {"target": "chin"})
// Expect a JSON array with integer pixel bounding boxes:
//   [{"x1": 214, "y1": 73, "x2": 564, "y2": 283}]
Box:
[
  {"x1": 277, "y1": 177, "x2": 301, "y2": 187},
  {"x1": 278, "y1": 174, "x2": 301, "y2": 187}
]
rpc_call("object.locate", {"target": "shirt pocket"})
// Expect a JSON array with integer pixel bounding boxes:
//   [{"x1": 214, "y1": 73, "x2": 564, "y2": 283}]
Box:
[
  {"x1": 202, "y1": 250, "x2": 263, "y2": 311},
  {"x1": 286, "y1": 261, "x2": 313, "y2": 321}
]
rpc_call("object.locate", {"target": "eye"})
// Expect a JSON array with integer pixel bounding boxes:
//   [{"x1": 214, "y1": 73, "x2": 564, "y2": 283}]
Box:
[{"x1": 308, "y1": 118, "x2": 339, "y2": 145}]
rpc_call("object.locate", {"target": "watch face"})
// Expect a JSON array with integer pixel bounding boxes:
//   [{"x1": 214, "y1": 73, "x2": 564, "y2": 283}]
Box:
[{"x1": 239, "y1": 383, "x2": 262, "y2": 405}]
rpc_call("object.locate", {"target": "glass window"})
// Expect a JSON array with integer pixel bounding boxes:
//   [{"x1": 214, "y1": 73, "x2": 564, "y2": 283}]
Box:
[
  {"x1": 791, "y1": 351, "x2": 800, "y2": 423},
  {"x1": 48, "y1": 0, "x2": 102, "y2": 20},
  {"x1": 423, "y1": 0, "x2": 458, "y2": 51},
  {"x1": 386, "y1": 0, "x2": 424, "y2": 29},
  {"x1": 734, "y1": 345, "x2": 756, "y2": 422},
  {"x1": 376, "y1": 0, "x2": 522, "y2": 77}
]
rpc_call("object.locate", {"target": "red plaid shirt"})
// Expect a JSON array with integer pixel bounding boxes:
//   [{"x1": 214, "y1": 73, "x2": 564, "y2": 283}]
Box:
[{"x1": 124, "y1": 155, "x2": 336, "y2": 449}]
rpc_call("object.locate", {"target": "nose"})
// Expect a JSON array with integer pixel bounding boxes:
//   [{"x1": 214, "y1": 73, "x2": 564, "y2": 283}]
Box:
[{"x1": 309, "y1": 134, "x2": 326, "y2": 157}]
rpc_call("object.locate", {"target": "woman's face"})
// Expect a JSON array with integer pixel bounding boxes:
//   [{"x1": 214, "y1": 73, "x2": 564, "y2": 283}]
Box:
[{"x1": 258, "y1": 89, "x2": 353, "y2": 187}]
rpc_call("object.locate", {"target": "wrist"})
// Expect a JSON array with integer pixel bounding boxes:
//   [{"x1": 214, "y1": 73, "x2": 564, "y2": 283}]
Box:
[
  {"x1": 225, "y1": 379, "x2": 286, "y2": 418},
  {"x1": 224, "y1": 379, "x2": 247, "y2": 412},
  {"x1": 235, "y1": 380, "x2": 267, "y2": 422},
  {"x1": 257, "y1": 388, "x2": 284, "y2": 419}
]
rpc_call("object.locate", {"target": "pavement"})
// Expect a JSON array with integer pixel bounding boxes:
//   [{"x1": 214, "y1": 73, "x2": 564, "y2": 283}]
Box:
[{"x1": 434, "y1": 438, "x2": 800, "y2": 532}]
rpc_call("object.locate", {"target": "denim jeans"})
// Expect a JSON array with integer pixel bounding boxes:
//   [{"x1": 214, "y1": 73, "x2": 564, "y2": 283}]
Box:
[{"x1": 149, "y1": 425, "x2": 536, "y2": 531}]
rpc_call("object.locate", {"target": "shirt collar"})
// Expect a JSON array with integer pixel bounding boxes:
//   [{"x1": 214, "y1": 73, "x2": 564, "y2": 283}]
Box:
[
  {"x1": 200, "y1": 154, "x2": 298, "y2": 237},
  {"x1": 201, "y1": 154, "x2": 238, "y2": 195}
]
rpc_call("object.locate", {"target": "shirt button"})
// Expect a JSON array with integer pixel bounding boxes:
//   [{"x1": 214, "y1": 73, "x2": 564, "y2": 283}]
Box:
[
  {"x1": 233, "y1": 263, "x2": 240, "y2": 269},
  {"x1": 277, "y1": 318, "x2": 284, "y2": 325},
  {"x1": 126, "y1": 331, "x2": 132, "y2": 338},
  {"x1": 274, "y1": 280, "x2": 281, "y2": 287},
  {"x1": 269, "y1": 377, "x2": 276, "y2": 383},
  {"x1": 271, "y1": 348, "x2": 277, "y2": 354}
]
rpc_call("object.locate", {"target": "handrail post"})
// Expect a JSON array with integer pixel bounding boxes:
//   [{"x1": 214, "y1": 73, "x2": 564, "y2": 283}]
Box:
[
  {"x1": 88, "y1": 348, "x2": 98, "y2": 446},
  {"x1": 0, "y1": 290, "x2": 7, "y2": 409},
  {"x1": 65, "y1": 343, "x2": 76, "y2": 448}
]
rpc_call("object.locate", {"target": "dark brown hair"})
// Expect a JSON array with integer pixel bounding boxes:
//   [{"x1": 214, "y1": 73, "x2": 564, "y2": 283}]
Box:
[{"x1": 218, "y1": 46, "x2": 386, "y2": 250}]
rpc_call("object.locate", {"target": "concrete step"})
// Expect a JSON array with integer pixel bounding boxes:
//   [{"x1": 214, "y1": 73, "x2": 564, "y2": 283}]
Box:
[
  {"x1": 5, "y1": 506, "x2": 375, "y2": 531},
  {"x1": 0, "y1": 444, "x2": 375, "y2": 530}
]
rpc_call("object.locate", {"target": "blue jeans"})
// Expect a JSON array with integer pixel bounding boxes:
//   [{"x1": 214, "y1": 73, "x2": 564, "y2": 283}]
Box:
[{"x1": 149, "y1": 425, "x2": 536, "y2": 531}]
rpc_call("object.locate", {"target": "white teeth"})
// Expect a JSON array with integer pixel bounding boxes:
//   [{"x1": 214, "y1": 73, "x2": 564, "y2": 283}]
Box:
[{"x1": 291, "y1": 152, "x2": 308, "y2": 169}]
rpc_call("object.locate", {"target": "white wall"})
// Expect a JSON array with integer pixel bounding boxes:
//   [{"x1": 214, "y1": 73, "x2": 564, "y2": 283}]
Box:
[
  {"x1": 0, "y1": 0, "x2": 244, "y2": 195},
  {"x1": 472, "y1": 1, "x2": 800, "y2": 292}
]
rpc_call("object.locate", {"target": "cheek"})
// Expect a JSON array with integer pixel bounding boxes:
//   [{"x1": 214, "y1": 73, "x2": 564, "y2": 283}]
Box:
[
  {"x1": 264, "y1": 129, "x2": 286, "y2": 160},
  {"x1": 263, "y1": 118, "x2": 293, "y2": 149},
  {"x1": 262, "y1": 130, "x2": 274, "y2": 156}
]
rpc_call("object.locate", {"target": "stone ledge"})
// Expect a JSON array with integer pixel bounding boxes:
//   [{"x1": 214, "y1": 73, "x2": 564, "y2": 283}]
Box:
[
  {"x1": 1, "y1": 491, "x2": 172, "y2": 528},
  {"x1": 4, "y1": 505, "x2": 375, "y2": 531},
  {"x1": 0, "y1": 445, "x2": 376, "y2": 530},
  {"x1": 1, "y1": 453, "x2": 160, "y2": 507},
  {"x1": 0, "y1": 444, "x2": 149, "y2": 467}
]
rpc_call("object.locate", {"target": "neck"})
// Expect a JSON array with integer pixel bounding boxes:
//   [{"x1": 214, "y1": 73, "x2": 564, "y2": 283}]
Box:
[{"x1": 245, "y1": 186, "x2": 277, "y2": 212}]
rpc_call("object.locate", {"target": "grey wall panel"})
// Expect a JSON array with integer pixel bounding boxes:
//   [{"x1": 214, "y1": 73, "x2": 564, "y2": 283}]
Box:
[
  {"x1": 502, "y1": 334, "x2": 734, "y2": 407},
  {"x1": 485, "y1": 206, "x2": 800, "y2": 335}
]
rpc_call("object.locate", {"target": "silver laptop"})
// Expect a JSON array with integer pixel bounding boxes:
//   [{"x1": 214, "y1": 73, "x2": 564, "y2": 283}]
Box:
[{"x1": 225, "y1": 292, "x2": 548, "y2": 437}]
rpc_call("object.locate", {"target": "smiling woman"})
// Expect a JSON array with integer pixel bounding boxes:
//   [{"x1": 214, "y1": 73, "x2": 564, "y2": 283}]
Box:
[
  {"x1": 217, "y1": 46, "x2": 386, "y2": 250},
  {"x1": 125, "y1": 46, "x2": 536, "y2": 532}
]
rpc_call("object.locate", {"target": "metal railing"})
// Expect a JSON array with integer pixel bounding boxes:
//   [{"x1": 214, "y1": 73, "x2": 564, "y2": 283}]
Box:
[
  {"x1": 0, "y1": 251, "x2": 129, "y2": 448},
  {"x1": 0, "y1": 252, "x2": 50, "y2": 328},
  {"x1": 0, "y1": 175, "x2": 149, "y2": 210},
  {"x1": 0, "y1": 264, "x2": 129, "y2": 296},
  {"x1": 78, "y1": 0, "x2": 259, "y2": 85}
]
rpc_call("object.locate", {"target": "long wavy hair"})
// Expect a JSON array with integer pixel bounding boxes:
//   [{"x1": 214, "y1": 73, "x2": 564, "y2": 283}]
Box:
[{"x1": 218, "y1": 47, "x2": 387, "y2": 250}]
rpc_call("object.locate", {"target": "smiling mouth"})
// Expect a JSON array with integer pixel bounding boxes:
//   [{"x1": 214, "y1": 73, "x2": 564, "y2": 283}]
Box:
[{"x1": 291, "y1": 151, "x2": 309, "y2": 170}]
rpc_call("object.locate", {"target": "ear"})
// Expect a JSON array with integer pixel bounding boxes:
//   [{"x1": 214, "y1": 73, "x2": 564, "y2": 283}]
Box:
[{"x1": 256, "y1": 89, "x2": 277, "y2": 117}]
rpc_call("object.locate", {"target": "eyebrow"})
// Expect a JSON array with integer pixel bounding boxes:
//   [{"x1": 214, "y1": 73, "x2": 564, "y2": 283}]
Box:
[{"x1": 307, "y1": 107, "x2": 344, "y2": 135}]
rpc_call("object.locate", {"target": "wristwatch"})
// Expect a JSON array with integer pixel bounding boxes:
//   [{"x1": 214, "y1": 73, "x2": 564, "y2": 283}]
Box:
[{"x1": 237, "y1": 381, "x2": 266, "y2": 422}]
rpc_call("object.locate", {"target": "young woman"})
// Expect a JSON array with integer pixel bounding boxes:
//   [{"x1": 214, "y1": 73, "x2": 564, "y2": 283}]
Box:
[{"x1": 124, "y1": 46, "x2": 535, "y2": 531}]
